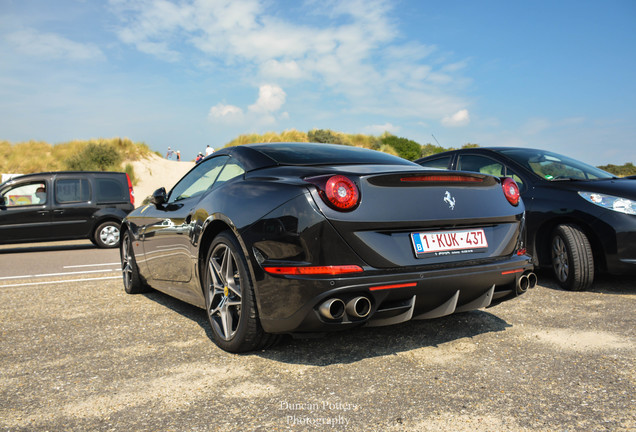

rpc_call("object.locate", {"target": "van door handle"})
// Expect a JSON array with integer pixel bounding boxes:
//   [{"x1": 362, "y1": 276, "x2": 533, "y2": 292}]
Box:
[
  {"x1": 53, "y1": 210, "x2": 65, "y2": 215},
  {"x1": 37, "y1": 210, "x2": 50, "y2": 216}
]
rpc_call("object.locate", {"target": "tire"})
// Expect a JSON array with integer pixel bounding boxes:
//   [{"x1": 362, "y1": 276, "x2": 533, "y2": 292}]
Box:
[
  {"x1": 551, "y1": 224, "x2": 594, "y2": 291},
  {"x1": 120, "y1": 231, "x2": 150, "y2": 294},
  {"x1": 94, "y1": 221, "x2": 121, "y2": 248},
  {"x1": 204, "y1": 231, "x2": 274, "y2": 353}
]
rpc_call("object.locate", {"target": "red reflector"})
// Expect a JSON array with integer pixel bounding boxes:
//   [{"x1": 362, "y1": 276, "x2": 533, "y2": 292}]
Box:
[
  {"x1": 263, "y1": 265, "x2": 363, "y2": 275},
  {"x1": 401, "y1": 175, "x2": 483, "y2": 183},
  {"x1": 501, "y1": 269, "x2": 525, "y2": 275},
  {"x1": 516, "y1": 248, "x2": 527, "y2": 256},
  {"x1": 369, "y1": 282, "x2": 417, "y2": 291}
]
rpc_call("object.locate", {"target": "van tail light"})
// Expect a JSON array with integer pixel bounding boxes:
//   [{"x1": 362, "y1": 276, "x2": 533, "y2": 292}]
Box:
[
  {"x1": 304, "y1": 175, "x2": 360, "y2": 211},
  {"x1": 126, "y1": 173, "x2": 135, "y2": 206},
  {"x1": 502, "y1": 177, "x2": 520, "y2": 206}
]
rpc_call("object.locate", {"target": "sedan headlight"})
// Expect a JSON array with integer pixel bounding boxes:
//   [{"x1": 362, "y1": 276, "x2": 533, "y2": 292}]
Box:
[{"x1": 578, "y1": 192, "x2": 636, "y2": 215}]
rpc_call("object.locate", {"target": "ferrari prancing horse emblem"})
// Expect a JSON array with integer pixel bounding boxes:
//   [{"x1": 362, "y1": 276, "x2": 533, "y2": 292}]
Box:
[{"x1": 443, "y1": 191, "x2": 456, "y2": 210}]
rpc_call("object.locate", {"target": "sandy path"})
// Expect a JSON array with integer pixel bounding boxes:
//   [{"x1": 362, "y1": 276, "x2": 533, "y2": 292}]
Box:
[{"x1": 129, "y1": 154, "x2": 194, "y2": 206}]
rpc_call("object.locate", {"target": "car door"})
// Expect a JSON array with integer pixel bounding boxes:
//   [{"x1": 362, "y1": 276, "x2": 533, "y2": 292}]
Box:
[
  {"x1": 51, "y1": 175, "x2": 95, "y2": 239},
  {"x1": 142, "y1": 155, "x2": 231, "y2": 283},
  {"x1": 0, "y1": 177, "x2": 54, "y2": 243}
]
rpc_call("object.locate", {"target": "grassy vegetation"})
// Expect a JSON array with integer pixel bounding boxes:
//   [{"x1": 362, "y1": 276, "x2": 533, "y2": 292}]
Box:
[
  {"x1": 3, "y1": 132, "x2": 633, "y2": 180},
  {"x1": 224, "y1": 129, "x2": 478, "y2": 160},
  {"x1": 0, "y1": 138, "x2": 155, "y2": 184}
]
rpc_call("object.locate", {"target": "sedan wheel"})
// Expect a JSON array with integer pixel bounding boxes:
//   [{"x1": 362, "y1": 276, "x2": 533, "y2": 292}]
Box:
[
  {"x1": 204, "y1": 231, "x2": 272, "y2": 352},
  {"x1": 120, "y1": 231, "x2": 149, "y2": 294},
  {"x1": 551, "y1": 224, "x2": 594, "y2": 291},
  {"x1": 95, "y1": 221, "x2": 121, "y2": 248}
]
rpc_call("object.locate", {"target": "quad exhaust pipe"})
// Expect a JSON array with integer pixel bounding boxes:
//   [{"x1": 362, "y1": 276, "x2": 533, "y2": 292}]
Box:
[
  {"x1": 319, "y1": 298, "x2": 345, "y2": 320},
  {"x1": 346, "y1": 296, "x2": 372, "y2": 318},
  {"x1": 319, "y1": 296, "x2": 372, "y2": 320},
  {"x1": 516, "y1": 271, "x2": 538, "y2": 294}
]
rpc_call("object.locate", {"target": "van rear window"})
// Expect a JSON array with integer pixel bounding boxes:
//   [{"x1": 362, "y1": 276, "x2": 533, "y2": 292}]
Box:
[{"x1": 96, "y1": 178, "x2": 126, "y2": 202}]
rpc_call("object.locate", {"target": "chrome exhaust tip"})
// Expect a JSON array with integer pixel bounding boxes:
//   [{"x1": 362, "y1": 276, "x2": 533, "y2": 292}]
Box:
[
  {"x1": 346, "y1": 296, "x2": 372, "y2": 318},
  {"x1": 516, "y1": 274, "x2": 529, "y2": 294},
  {"x1": 527, "y1": 272, "x2": 538, "y2": 289},
  {"x1": 319, "y1": 298, "x2": 345, "y2": 320}
]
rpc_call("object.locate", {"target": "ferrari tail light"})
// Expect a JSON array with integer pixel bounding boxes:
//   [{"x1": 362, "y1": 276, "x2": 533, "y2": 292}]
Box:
[
  {"x1": 502, "y1": 177, "x2": 520, "y2": 206},
  {"x1": 400, "y1": 174, "x2": 483, "y2": 183},
  {"x1": 126, "y1": 173, "x2": 135, "y2": 206},
  {"x1": 305, "y1": 175, "x2": 360, "y2": 211},
  {"x1": 264, "y1": 265, "x2": 363, "y2": 275}
]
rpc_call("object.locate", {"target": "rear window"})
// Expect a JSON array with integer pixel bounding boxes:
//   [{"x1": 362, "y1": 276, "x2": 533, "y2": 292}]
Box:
[
  {"x1": 249, "y1": 143, "x2": 414, "y2": 166},
  {"x1": 95, "y1": 178, "x2": 126, "y2": 202}
]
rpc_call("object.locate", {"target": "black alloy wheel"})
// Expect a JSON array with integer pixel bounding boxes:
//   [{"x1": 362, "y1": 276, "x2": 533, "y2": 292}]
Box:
[
  {"x1": 120, "y1": 231, "x2": 149, "y2": 294},
  {"x1": 551, "y1": 224, "x2": 594, "y2": 291},
  {"x1": 204, "y1": 231, "x2": 273, "y2": 353}
]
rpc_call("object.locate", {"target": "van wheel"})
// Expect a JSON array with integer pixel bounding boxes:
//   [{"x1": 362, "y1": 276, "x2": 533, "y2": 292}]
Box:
[
  {"x1": 551, "y1": 224, "x2": 594, "y2": 291},
  {"x1": 94, "y1": 221, "x2": 121, "y2": 248}
]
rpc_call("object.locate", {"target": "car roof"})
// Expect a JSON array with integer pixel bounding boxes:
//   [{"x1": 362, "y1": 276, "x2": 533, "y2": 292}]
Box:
[
  {"x1": 214, "y1": 142, "x2": 416, "y2": 169},
  {"x1": 1, "y1": 171, "x2": 126, "y2": 187}
]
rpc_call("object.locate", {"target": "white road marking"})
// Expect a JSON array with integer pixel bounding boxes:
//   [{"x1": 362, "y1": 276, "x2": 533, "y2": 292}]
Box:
[
  {"x1": 63, "y1": 262, "x2": 121, "y2": 268},
  {"x1": 0, "y1": 269, "x2": 121, "y2": 281},
  {"x1": 0, "y1": 276, "x2": 121, "y2": 288}
]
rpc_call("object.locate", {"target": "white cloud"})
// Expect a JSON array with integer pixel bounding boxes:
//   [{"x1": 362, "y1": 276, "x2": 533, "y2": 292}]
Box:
[
  {"x1": 441, "y1": 109, "x2": 470, "y2": 127},
  {"x1": 5, "y1": 28, "x2": 105, "y2": 61},
  {"x1": 364, "y1": 123, "x2": 400, "y2": 135},
  {"x1": 109, "y1": 0, "x2": 470, "y2": 123},
  {"x1": 209, "y1": 85, "x2": 287, "y2": 126},
  {"x1": 208, "y1": 103, "x2": 244, "y2": 123},
  {"x1": 248, "y1": 84, "x2": 286, "y2": 113}
]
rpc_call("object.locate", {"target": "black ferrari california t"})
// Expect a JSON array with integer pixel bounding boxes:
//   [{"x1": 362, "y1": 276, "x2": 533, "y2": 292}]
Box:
[
  {"x1": 120, "y1": 143, "x2": 534, "y2": 352},
  {"x1": 416, "y1": 147, "x2": 636, "y2": 291}
]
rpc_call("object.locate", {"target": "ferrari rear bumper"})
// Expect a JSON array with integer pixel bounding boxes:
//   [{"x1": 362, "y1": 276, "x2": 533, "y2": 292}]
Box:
[{"x1": 257, "y1": 255, "x2": 534, "y2": 334}]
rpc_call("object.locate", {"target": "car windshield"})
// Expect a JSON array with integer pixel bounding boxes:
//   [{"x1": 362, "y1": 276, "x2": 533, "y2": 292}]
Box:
[{"x1": 499, "y1": 149, "x2": 615, "y2": 181}]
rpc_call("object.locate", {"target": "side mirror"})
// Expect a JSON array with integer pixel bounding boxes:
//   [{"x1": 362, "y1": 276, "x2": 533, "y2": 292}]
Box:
[{"x1": 150, "y1": 187, "x2": 167, "y2": 206}]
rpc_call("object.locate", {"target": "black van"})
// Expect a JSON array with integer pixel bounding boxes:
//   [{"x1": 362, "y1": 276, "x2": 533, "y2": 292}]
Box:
[{"x1": 0, "y1": 171, "x2": 135, "y2": 248}]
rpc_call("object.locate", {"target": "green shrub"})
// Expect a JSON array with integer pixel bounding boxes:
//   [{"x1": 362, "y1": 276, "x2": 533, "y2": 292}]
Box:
[
  {"x1": 65, "y1": 143, "x2": 123, "y2": 171},
  {"x1": 381, "y1": 135, "x2": 422, "y2": 160},
  {"x1": 308, "y1": 129, "x2": 342, "y2": 144}
]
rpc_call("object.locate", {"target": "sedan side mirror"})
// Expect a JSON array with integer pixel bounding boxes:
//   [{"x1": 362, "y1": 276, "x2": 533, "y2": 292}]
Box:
[{"x1": 150, "y1": 187, "x2": 167, "y2": 206}]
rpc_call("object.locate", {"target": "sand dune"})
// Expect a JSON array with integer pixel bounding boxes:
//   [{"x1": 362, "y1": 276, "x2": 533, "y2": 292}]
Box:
[{"x1": 130, "y1": 154, "x2": 194, "y2": 206}]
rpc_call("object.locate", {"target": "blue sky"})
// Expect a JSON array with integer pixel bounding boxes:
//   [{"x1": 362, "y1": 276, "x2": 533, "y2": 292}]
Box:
[{"x1": 1, "y1": 0, "x2": 634, "y2": 165}]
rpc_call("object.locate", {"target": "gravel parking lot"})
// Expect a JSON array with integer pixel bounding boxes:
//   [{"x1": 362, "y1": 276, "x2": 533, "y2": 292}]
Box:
[{"x1": 1, "y1": 270, "x2": 634, "y2": 431}]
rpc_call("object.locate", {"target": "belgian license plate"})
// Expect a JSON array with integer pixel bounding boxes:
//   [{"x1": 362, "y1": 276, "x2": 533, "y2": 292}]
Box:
[{"x1": 411, "y1": 228, "x2": 488, "y2": 258}]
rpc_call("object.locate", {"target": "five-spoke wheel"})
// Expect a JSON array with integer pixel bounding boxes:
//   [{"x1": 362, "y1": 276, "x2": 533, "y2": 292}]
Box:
[
  {"x1": 120, "y1": 231, "x2": 149, "y2": 294},
  {"x1": 204, "y1": 231, "x2": 272, "y2": 352}
]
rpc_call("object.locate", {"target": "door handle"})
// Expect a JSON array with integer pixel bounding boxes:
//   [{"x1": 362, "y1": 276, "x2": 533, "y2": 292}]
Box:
[
  {"x1": 53, "y1": 210, "x2": 65, "y2": 215},
  {"x1": 37, "y1": 210, "x2": 50, "y2": 216}
]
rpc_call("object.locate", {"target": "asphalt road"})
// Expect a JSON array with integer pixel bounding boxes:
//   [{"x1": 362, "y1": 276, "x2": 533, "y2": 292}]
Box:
[{"x1": 0, "y1": 242, "x2": 634, "y2": 431}]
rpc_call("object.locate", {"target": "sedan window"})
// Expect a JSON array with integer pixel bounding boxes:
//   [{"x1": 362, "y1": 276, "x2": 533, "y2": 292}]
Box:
[
  {"x1": 169, "y1": 156, "x2": 229, "y2": 203},
  {"x1": 458, "y1": 155, "x2": 525, "y2": 190},
  {"x1": 418, "y1": 156, "x2": 451, "y2": 169},
  {"x1": 212, "y1": 159, "x2": 245, "y2": 189}
]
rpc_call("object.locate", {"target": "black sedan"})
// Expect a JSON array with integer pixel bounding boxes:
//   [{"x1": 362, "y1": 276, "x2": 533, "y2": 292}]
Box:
[
  {"x1": 121, "y1": 143, "x2": 533, "y2": 352},
  {"x1": 416, "y1": 147, "x2": 636, "y2": 291}
]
